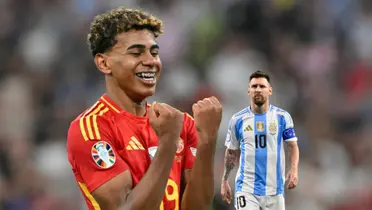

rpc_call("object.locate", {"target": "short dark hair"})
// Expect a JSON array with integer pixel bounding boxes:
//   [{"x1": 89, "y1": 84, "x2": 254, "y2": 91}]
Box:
[
  {"x1": 249, "y1": 71, "x2": 271, "y2": 83},
  {"x1": 87, "y1": 7, "x2": 164, "y2": 56}
]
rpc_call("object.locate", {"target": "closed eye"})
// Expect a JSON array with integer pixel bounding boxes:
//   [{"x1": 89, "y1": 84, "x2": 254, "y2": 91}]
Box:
[{"x1": 130, "y1": 52, "x2": 141, "y2": 57}]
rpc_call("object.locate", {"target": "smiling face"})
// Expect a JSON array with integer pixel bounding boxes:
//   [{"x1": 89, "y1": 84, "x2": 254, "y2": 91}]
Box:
[
  {"x1": 95, "y1": 29, "x2": 162, "y2": 102},
  {"x1": 248, "y1": 77, "x2": 272, "y2": 107}
]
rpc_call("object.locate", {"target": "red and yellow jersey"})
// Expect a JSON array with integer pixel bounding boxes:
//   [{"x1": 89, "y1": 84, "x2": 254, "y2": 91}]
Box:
[{"x1": 66, "y1": 94, "x2": 198, "y2": 210}]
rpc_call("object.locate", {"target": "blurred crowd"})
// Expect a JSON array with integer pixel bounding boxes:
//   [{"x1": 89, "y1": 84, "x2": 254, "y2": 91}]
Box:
[{"x1": 1, "y1": 0, "x2": 372, "y2": 209}]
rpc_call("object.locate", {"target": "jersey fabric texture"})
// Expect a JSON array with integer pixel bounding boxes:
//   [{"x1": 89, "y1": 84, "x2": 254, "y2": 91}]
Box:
[
  {"x1": 67, "y1": 94, "x2": 198, "y2": 210},
  {"x1": 225, "y1": 105, "x2": 297, "y2": 196}
]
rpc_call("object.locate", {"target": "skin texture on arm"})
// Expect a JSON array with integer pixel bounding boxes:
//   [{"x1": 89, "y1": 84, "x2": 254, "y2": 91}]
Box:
[
  {"x1": 220, "y1": 148, "x2": 240, "y2": 204},
  {"x1": 222, "y1": 149, "x2": 241, "y2": 181},
  {"x1": 181, "y1": 138, "x2": 217, "y2": 210},
  {"x1": 285, "y1": 141, "x2": 299, "y2": 189}
]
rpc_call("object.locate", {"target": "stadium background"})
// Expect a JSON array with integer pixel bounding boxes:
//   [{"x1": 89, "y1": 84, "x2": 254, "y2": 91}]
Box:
[{"x1": 1, "y1": 0, "x2": 372, "y2": 209}]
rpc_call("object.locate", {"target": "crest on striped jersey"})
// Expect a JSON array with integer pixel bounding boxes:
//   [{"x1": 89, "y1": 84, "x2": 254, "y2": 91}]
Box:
[
  {"x1": 256, "y1": 121, "x2": 265, "y2": 132},
  {"x1": 91, "y1": 141, "x2": 116, "y2": 169},
  {"x1": 269, "y1": 121, "x2": 277, "y2": 135}
]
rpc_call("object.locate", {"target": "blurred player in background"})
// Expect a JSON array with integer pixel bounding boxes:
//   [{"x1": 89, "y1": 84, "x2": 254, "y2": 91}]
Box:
[
  {"x1": 220, "y1": 71, "x2": 299, "y2": 210},
  {"x1": 66, "y1": 7, "x2": 222, "y2": 210}
]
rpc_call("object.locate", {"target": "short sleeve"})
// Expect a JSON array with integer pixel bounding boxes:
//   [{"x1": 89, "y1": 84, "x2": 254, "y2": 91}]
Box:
[
  {"x1": 67, "y1": 116, "x2": 129, "y2": 192},
  {"x1": 183, "y1": 113, "x2": 198, "y2": 169},
  {"x1": 225, "y1": 117, "x2": 240, "y2": 150},
  {"x1": 282, "y1": 112, "x2": 298, "y2": 142}
]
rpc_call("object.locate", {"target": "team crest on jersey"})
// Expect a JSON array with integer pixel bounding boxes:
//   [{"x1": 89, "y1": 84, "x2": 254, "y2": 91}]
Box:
[
  {"x1": 177, "y1": 138, "x2": 184, "y2": 153},
  {"x1": 269, "y1": 121, "x2": 277, "y2": 135},
  {"x1": 256, "y1": 121, "x2": 265, "y2": 132},
  {"x1": 91, "y1": 141, "x2": 116, "y2": 169}
]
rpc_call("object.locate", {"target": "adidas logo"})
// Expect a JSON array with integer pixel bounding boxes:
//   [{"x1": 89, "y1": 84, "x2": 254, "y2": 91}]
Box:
[
  {"x1": 244, "y1": 125, "x2": 253, "y2": 132},
  {"x1": 126, "y1": 137, "x2": 145, "y2": 150}
]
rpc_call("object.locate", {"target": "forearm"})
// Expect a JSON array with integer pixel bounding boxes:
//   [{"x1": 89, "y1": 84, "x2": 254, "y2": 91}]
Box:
[
  {"x1": 121, "y1": 141, "x2": 177, "y2": 210},
  {"x1": 181, "y1": 137, "x2": 217, "y2": 210},
  {"x1": 222, "y1": 149, "x2": 240, "y2": 181},
  {"x1": 288, "y1": 143, "x2": 299, "y2": 170}
]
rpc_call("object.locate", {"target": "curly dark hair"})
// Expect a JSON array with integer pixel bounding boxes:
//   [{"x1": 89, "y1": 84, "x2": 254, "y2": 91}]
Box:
[{"x1": 87, "y1": 7, "x2": 164, "y2": 56}]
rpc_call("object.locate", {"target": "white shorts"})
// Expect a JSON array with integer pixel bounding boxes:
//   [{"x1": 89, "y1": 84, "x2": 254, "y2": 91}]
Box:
[{"x1": 235, "y1": 191, "x2": 285, "y2": 210}]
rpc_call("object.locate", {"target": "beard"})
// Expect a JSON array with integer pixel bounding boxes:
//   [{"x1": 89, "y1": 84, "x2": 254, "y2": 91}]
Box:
[{"x1": 253, "y1": 95, "x2": 266, "y2": 106}]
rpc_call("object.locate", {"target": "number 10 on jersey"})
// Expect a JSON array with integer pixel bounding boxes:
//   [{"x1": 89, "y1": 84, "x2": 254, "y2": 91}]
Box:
[{"x1": 255, "y1": 134, "x2": 267, "y2": 149}]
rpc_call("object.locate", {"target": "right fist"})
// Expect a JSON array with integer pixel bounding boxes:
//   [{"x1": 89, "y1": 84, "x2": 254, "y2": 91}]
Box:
[{"x1": 148, "y1": 102, "x2": 184, "y2": 140}]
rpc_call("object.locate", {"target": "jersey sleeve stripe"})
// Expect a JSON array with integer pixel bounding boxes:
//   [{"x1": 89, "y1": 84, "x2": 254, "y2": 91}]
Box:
[
  {"x1": 85, "y1": 104, "x2": 105, "y2": 139},
  {"x1": 82, "y1": 101, "x2": 100, "y2": 117},
  {"x1": 79, "y1": 117, "x2": 89, "y2": 141},
  {"x1": 89, "y1": 103, "x2": 105, "y2": 116},
  {"x1": 79, "y1": 103, "x2": 108, "y2": 141},
  {"x1": 78, "y1": 182, "x2": 101, "y2": 210},
  {"x1": 93, "y1": 107, "x2": 109, "y2": 139},
  {"x1": 79, "y1": 102, "x2": 101, "y2": 141},
  {"x1": 92, "y1": 115, "x2": 100, "y2": 139},
  {"x1": 86, "y1": 115, "x2": 95, "y2": 139},
  {"x1": 99, "y1": 107, "x2": 109, "y2": 116},
  {"x1": 101, "y1": 97, "x2": 120, "y2": 113}
]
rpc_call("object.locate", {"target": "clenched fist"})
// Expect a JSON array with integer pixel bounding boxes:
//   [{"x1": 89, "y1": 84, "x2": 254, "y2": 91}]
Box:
[
  {"x1": 148, "y1": 102, "x2": 183, "y2": 145},
  {"x1": 192, "y1": 96, "x2": 222, "y2": 141}
]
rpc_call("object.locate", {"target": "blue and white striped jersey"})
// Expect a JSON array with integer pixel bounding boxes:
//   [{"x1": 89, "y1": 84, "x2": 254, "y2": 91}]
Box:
[{"x1": 225, "y1": 105, "x2": 297, "y2": 196}]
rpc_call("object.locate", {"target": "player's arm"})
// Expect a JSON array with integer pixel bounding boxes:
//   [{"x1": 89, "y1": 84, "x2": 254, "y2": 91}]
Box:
[
  {"x1": 181, "y1": 97, "x2": 222, "y2": 210},
  {"x1": 286, "y1": 141, "x2": 299, "y2": 171},
  {"x1": 283, "y1": 112, "x2": 299, "y2": 189},
  {"x1": 222, "y1": 148, "x2": 240, "y2": 181},
  {"x1": 181, "y1": 119, "x2": 216, "y2": 210},
  {"x1": 222, "y1": 117, "x2": 241, "y2": 181},
  {"x1": 220, "y1": 116, "x2": 240, "y2": 203}
]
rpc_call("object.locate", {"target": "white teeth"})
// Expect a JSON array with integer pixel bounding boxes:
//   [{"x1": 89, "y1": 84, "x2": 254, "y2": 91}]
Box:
[
  {"x1": 136, "y1": 72, "x2": 156, "y2": 83},
  {"x1": 137, "y1": 72, "x2": 155, "y2": 79},
  {"x1": 141, "y1": 72, "x2": 155, "y2": 77}
]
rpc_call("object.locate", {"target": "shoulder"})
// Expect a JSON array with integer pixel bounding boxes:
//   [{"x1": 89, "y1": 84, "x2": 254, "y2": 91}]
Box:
[
  {"x1": 230, "y1": 107, "x2": 251, "y2": 124},
  {"x1": 67, "y1": 102, "x2": 114, "y2": 147},
  {"x1": 270, "y1": 105, "x2": 294, "y2": 126},
  {"x1": 271, "y1": 105, "x2": 292, "y2": 118}
]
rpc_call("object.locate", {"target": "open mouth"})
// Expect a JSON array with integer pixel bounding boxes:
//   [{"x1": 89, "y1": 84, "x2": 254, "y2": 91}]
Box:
[
  {"x1": 136, "y1": 72, "x2": 156, "y2": 84},
  {"x1": 136, "y1": 72, "x2": 155, "y2": 80}
]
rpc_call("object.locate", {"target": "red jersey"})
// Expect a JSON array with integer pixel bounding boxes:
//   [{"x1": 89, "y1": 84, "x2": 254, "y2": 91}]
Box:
[{"x1": 66, "y1": 94, "x2": 198, "y2": 210}]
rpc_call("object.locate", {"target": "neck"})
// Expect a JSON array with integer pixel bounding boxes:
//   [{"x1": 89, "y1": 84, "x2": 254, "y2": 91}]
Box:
[
  {"x1": 250, "y1": 102, "x2": 270, "y2": 114},
  {"x1": 105, "y1": 78, "x2": 147, "y2": 116}
]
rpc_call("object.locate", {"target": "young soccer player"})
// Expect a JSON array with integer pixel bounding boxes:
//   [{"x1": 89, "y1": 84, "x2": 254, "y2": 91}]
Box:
[{"x1": 66, "y1": 7, "x2": 222, "y2": 210}]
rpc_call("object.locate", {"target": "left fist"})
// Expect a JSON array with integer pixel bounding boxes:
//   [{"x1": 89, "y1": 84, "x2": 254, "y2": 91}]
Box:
[{"x1": 192, "y1": 96, "x2": 223, "y2": 141}]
